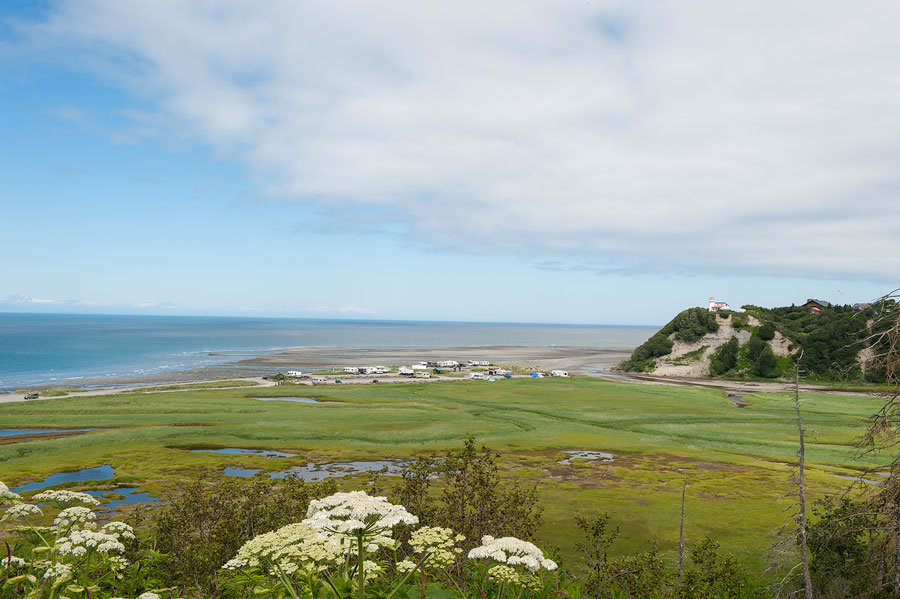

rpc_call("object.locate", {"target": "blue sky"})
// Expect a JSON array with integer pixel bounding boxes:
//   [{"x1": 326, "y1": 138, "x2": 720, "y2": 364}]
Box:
[{"x1": 1, "y1": 1, "x2": 897, "y2": 325}]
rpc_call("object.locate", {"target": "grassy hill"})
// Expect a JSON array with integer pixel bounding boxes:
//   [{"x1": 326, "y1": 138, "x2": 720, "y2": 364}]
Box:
[{"x1": 621, "y1": 301, "x2": 892, "y2": 382}]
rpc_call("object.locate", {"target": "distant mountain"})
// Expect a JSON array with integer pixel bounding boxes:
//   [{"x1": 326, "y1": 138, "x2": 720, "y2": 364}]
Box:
[{"x1": 619, "y1": 302, "x2": 890, "y2": 382}]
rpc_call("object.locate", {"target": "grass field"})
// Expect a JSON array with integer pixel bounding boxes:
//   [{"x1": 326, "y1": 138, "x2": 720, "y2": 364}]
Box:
[{"x1": 0, "y1": 377, "x2": 888, "y2": 572}]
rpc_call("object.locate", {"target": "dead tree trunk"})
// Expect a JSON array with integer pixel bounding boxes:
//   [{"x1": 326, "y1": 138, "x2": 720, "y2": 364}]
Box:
[
  {"x1": 678, "y1": 477, "x2": 686, "y2": 585},
  {"x1": 794, "y1": 354, "x2": 814, "y2": 599}
]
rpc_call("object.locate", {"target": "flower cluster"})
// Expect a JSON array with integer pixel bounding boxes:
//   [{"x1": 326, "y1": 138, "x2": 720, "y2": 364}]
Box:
[
  {"x1": 1, "y1": 502, "x2": 42, "y2": 522},
  {"x1": 54, "y1": 505, "x2": 97, "y2": 529},
  {"x1": 409, "y1": 526, "x2": 465, "y2": 567},
  {"x1": 222, "y1": 522, "x2": 342, "y2": 576},
  {"x1": 304, "y1": 491, "x2": 419, "y2": 534},
  {"x1": 41, "y1": 561, "x2": 73, "y2": 582},
  {"x1": 33, "y1": 488, "x2": 100, "y2": 508},
  {"x1": 468, "y1": 535, "x2": 558, "y2": 572},
  {"x1": 0, "y1": 481, "x2": 21, "y2": 505},
  {"x1": 1, "y1": 555, "x2": 25, "y2": 569},
  {"x1": 102, "y1": 520, "x2": 137, "y2": 541},
  {"x1": 57, "y1": 529, "x2": 126, "y2": 557}
]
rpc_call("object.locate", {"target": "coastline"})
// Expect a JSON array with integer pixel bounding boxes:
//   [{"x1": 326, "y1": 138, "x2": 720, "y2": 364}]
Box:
[{"x1": 2, "y1": 344, "x2": 634, "y2": 396}]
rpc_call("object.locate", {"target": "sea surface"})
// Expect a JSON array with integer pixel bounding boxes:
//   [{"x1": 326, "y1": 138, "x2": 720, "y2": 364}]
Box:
[{"x1": 0, "y1": 313, "x2": 657, "y2": 390}]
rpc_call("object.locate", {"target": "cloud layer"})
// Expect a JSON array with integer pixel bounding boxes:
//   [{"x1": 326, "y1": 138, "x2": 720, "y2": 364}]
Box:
[{"x1": 25, "y1": 0, "x2": 900, "y2": 279}]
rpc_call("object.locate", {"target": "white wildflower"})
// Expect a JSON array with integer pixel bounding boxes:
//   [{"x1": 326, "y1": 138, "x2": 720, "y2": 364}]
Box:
[
  {"x1": 137, "y1": 593, "x2": 161, "y2": 599},
  {"x1": 102, "y1": 521, "x2": 136, "y2": 540},
  {"x1": 108, "y1": 555, "x2": 130, "y2": 569},
  {"x1": 54, "y1": 506, "x2": 97, "y2": 528},
  {"x1": 1, "y1": 502, "x2": 42, "y2": 521},
  {"x1": 1, "y1": 555, "x2": 25, "y2": 568},
  {"x1": 42, "y1": 562, "x2": 73, "y2": 581},
  {"x1": 32, "y1": 489, "x2": 100, "y2": 507},
  {"x1": 0, "y1": 481, "x2": 21, "y2": 505},
  {"x1": 361, "y1": 560, "x2": 381, "y2": 582},
  {"x1": 410, "y1": 526, "x2": 464, "y2": 567},
  {"x1": 468, "y1": 536, "x2": 558, "y2": 572},
  {"x1": 304, "y1": 491, "x2": 418, "y2": 534},
  {"x1": 396, "y1": 559, "x2": 417, "y2": 573},
  {"x1": 57, "y1": 529, "x2": 125, "y2": 556},
  {"x1": 222, "y1": 522, "x2": 341, "y2": 576},
  {"x1": 488, "y1": 564, "x2": 521, "y2": 585}
]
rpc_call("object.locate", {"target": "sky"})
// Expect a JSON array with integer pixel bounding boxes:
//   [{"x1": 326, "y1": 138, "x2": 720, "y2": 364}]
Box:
[{"x1": 1, "y1": 1, "x2": 898, "y2": 325}]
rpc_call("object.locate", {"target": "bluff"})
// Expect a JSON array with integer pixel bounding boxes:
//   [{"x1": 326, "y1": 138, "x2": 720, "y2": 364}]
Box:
[{"x1": 619, "y1": 303, "x2": 888, "y2": 382}]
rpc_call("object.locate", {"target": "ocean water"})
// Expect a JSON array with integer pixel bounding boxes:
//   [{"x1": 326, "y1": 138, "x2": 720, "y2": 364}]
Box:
[{"x1": 0, "y1": 313, "x2": 657, "y2": 390}]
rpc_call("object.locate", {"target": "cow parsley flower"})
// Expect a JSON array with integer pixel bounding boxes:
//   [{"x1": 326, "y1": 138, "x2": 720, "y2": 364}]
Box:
[
  {"x1": 54, "y1": 506, "x2": 97, "y2": 529},
  {"x1": 1, "y1": 502, "x2": 42, "y2": 521},
  {"x1": 0, "y1": 481, "x2": 21, "y2": 505},
  {"x1": 137, "y1": 593, "x2": 161, "y2": 599},
  {"x1": 409, "y1": 526, "x2": 464, "y2": 567},
  {"x1": 102, "y1": 521, "x2": 136, "y2": 541},
  {"x1": 304, "y1": 491, "x2": 418, "y2": 534},
  {"x1": 222, "y1": 522, "x2": 341, "y2": 576},
  {"x1": 468, "y1": 536, "x2": 558, "y2": 572},
  {"x1": 42, "y1": 562, "x2": 73, "y2": 581},
  {"x1": 32, "y1": 489, "x2": 100, "y2": 508},
  {"x1": 57, "y1": 530, "x2": 125, "y2": 556},
  {"x1": 1, "y1": 555, "x2": 25, "y2": 568}
]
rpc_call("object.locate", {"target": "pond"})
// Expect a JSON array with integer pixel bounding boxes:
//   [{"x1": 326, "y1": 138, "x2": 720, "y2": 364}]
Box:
[
  {"x1": 85, "y1": 487, "x2": 159, "y2": 510},
  {"x1": 557, "y1": 450, "x2": 614, "y2": 465},
  {"x1": 191, "y1": 447, "x2": 296, "y2": 457},
  {"x1": 222, "y1": 460, "x2": 404, "y2": 481},
  {"x1": 0, "y1": 428, "x2": 94, "y2": 438},
  {"x1": 223, "y1": 467, "x2": 262, "y2": 478},
  {"x1": 252, "y1": 397, "x2": 321, "y2": 403},
  {"x1": 13, "y1": 465, "x2": 116, "y2": 492}
]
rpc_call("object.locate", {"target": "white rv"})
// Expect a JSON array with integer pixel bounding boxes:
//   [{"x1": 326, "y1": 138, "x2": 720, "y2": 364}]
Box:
[
  {"x1": 398, "y1": 367, "x2": 414, "y2": 376},
  {"x1": 414, "y1": 371, "x2": 431, "y2": 379},
  {"x1": 286, "y1": 370, "x2": 303, "y2": 378},
  {"x1": 342, "y1": 367, "x2": 360, "y2": 374},
  {"x1": 468, "y1": 372, "x2": 486, "y2": 380},
  {"x1": 311, "y1": 376, "x2": 328, "y2": 384},
  {"x1": 551, "y1": 370, "x2": 569, "y2": 378}
]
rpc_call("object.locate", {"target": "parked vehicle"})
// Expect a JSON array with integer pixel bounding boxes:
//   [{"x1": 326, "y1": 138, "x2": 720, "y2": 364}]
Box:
[{"x1": 24, "y1": 393, "x2": 39, "y2": 400}]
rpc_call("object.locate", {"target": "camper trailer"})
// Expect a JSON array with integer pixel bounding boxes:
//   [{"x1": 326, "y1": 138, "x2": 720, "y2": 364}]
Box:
[
  {"x1": 468, "y1": 372, "x2": 486, "y2": 380},
  {"x1": 551, "y1": 370, "x2": 569, "y2": 378},
  {"x1": 311, "y1": 376, "x2": 328, "y2": 385}
]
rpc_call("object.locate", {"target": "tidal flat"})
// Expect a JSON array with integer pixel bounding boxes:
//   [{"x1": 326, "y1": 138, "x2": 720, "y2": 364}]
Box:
[{"x1": 0, "y1": 377, "x2": 886, "y2": 572}]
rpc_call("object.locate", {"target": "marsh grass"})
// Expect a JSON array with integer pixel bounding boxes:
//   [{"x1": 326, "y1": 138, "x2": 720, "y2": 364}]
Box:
[{"x1": 0, "y1": 378, "x2": 884, "y2": 571}]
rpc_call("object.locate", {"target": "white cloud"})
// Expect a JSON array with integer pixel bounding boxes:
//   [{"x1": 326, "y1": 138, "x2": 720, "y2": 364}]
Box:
[{"x1": 24, "y1": 0, "x2": 900, "y2": 279}]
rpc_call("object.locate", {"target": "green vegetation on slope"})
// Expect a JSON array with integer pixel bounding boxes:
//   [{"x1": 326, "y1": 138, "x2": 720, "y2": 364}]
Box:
[{"x1": 620, "y1": 307, "x2": 718, "y2": 372}]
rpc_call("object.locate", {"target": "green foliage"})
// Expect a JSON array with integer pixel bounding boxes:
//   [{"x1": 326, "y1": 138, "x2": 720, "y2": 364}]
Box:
[
  {"x1": 679, "y1": 538, "x2": 762, "y2": 599},
  {"x1": 662, "y1": 308, "x2": 720, "y2": 343},
  {"x1": 146, "y1": 475, "x2": 337, "y2": 594},
  {"x1": 391, "y1": 438, "x2": 543, "y2": 550},
  {"x1": 621, "y1": 308, "x2": 719, "y2": 371},
  {"x1": 756, "y1": 323, "x2": 775, "y2": 341},
  {"x1": 709, "y1": 337, "x2": 740, "y2": 376},
  {"x1": 807, "y1": 496, "x2": 886, "y2": 598},
  {"x1": 620, "y1": 333, "x2": 672, "y2": 371}
]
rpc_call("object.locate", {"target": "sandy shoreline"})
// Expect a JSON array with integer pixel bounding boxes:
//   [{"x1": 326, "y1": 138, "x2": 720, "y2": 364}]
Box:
[{"x1": 1, "y1": 345, "x2": 633, "y2": 396}]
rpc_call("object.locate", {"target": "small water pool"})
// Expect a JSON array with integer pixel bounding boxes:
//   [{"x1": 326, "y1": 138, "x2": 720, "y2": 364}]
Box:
[
  {"x1": 252, "y1": 397, "x2": 320, "y2": 403},
  {"x1": 85, "y1": 487, "x2": 159, "y2": 510},
  {"x1": 13, "y1": 465, "x2": 116, "y2": 492},
  {"x1": 557, "y1": 451, "x2": 614, "y2": 465},
  {"x1": 0, "y1": 428, "x2": 94, "y2": 438},
  {"x1": 221, "y1": 460, "x2": 404, "y2": 481},
  {"x1": 223, "y1": 467, "x2": 262, "y2": 478},
  {"x1": 191, "y1": 448, "x2": 296, "y2": 457}
]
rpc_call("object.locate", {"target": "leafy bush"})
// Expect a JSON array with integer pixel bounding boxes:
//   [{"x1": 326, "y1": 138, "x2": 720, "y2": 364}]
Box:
[
  {"x1": 662, "y1": 308, "x2": 720, "y2": 343},
  {"x1": 146, "y1": 475, "x2": 338, "y2": 593},
  {"x1": 620, "y1": 333, "x2": 673, "y2": 371},
  {"x1": 756, "y1": 322, "x2": 775, "y2": 341},
  {"x1": 709, "y1": 337, "x2": 740, "y2": 376}
]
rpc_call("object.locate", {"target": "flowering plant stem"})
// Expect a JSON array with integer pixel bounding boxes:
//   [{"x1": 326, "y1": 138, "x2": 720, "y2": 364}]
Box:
[{"x1": 357, "y1": 532, "x2": 365, "y2": 599}]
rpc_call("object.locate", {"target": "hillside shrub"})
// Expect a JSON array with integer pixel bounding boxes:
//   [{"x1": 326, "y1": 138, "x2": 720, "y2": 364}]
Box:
[
  {"x1": 620, "y1": 333, "x2": 673, "y2": 371},
  {"x1": 662, "y1": 307, "x2": 720, "y2": 343},
  {"x1": 709, "y1": 337, "x2": 740, "y2": 376},
  {"x1": 146, "y1": 475, "x2": 337, "y2": 593}
]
